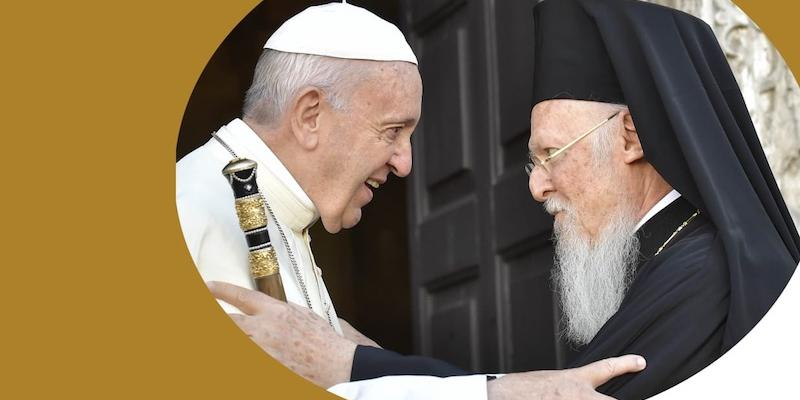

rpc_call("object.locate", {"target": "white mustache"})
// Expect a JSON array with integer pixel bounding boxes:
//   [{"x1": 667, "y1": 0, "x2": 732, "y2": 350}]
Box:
[{"x1": 543, "y1": 197, "x2": 572, "y2": 216}]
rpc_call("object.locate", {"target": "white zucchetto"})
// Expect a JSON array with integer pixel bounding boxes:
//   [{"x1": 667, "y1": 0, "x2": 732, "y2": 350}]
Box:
[{"x1": 264, "y1": 1, "x2": 418, "y2": 64}]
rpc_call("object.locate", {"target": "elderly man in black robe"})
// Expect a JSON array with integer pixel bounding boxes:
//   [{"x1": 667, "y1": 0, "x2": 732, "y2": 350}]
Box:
[
  {"x1": 516, "y1": 0, "x2": 798, "y2": 397},
  {"x1": 207, "y1": 0, "x2": 800, "y2": 399}
]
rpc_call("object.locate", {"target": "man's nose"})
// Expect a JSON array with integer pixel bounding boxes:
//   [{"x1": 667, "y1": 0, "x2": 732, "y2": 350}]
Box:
[
  {"x1": 529, "y1": 167, "x2": 553, "y2": 203},
  {"x1": 390, "y1": 142, "x2": 412, "y2": 177}
]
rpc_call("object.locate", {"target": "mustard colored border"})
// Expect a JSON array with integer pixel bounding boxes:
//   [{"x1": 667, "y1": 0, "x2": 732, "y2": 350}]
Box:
[{"x1": 1, "y1": 0, "x2": 796, "y2": 398}]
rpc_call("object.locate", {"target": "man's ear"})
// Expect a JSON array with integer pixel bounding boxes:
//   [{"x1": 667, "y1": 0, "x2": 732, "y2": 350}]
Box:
[
  {"x1": 289, "y1": 87, "x2": 324, "y2": 150},
  {"x1": 620, "y1": 109, "x2": 645, "y2": 164}
]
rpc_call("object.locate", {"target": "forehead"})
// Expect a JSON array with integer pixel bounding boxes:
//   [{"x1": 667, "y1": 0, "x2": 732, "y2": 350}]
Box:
[
  {"x1": 529, "y1": 99, "x2": 605, "y2": 149},
  {"x1": 353, "y1": 62, "x2": 422, "y2": 119},
  {"x1": 530, "y1": 100, "x2": 577, "y2": 149}
]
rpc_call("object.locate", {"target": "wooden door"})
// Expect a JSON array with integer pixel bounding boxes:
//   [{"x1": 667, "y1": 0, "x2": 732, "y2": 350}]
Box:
[{"x1": 401, "y1": 0, "x2": 576, "y2": 373}]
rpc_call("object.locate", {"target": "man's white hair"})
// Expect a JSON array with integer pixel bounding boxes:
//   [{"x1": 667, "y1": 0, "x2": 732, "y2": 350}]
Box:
[{"x1": 243, "y1": 49, "x2": 372, "y2": 126}]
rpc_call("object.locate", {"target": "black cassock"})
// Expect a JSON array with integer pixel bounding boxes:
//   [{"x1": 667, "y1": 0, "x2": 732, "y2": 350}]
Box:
[
  {"x1": 571, "y1": 197, "x2": 725, "y2": 399},
  {"x1": 352, "y1": 0, "x2": 800, "y2": 398},
  {"x1": 352, "y1": 197, "x2": 729, "y2": 400}
]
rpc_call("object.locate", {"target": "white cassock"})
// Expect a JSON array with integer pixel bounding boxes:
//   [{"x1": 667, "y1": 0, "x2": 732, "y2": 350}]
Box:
[
  {"x1": 176, "y1": 118, "x2": 491, "y2": 399},
  {"x1": 176, "y1": 118, "x2": 342, "y2": 334}
]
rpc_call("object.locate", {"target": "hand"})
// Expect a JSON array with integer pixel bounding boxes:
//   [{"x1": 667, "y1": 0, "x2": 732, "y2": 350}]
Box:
[
  {"x1": 487, "y1": 355, "x2": 646, "y2": 400},
  {"x1": 207, "y1": 281, "x2": 357, "y2": 388},
  {"x1": 339, "y1": 318, "x2": 382, "y2": 348}
]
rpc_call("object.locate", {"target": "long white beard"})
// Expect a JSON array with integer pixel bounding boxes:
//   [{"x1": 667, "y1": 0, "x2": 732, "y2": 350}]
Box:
[{"x1": 547, "y1": 197, "x2": 640, "y2": 346}]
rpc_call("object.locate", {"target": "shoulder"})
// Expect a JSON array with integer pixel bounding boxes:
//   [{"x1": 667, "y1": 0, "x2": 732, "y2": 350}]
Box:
[
  {"x1": 177, "y1": 140, "x2": 227, "y2": 192},
  {"x1": 635, "y1": 219, "x2": 728, "y2": 295},
  {"x1": 177, "y1": 140, "x2": 233, "y2": 203},
  {"x1": 654, "y1": 219, "x2": 721, "y2": 273},
  {"x1": 176, "y1": 141, "x2": 237, "y2": 232},
  {"x1": 611, "y1": 221, "x2": 729, "y2": 336}
]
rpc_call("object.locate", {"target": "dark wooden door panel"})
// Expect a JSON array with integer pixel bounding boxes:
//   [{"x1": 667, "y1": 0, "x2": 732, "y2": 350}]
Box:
[
  {"x1": 419, "y1": 9, "x2": 472, "y2": 188},
  {"x1": 499, "y1": 247, "x2": 558, "y2": 371},
  {"x1": 424, "y1": 276, "x2": 480, "y2": 371},
  {"x1": 493, "y1": 171, "x2": 553, "y2": 253},
  {"x1": 404, "y1": 0, "x2": 568, "y2": 374},
  {"x1": 418, "y1": 199, "x2": 480, "y2": 283}
]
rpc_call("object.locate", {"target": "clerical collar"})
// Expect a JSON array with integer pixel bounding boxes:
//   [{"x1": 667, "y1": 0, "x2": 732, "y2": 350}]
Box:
[
  {"x1": 634, "y1": 190, "x2": 681, "y2": 231},
  {"x1": 214, "y1": 119, "x2": 320, "y2": 232}
]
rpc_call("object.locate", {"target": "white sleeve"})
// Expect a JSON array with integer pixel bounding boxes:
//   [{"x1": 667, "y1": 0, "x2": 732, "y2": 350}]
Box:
[{"x1": 328, "y1": 375, "x2": 488, "y2": 400}]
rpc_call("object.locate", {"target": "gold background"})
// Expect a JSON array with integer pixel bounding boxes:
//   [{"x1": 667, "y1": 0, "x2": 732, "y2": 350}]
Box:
[{"x1": 1, "y1": 0, "x2": 795, "y2": 398}]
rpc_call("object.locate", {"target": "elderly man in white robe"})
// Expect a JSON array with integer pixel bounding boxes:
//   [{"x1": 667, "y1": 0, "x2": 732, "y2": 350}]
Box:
[{"x1": 178, "y1": 2, "x2": 645, "y2": 399}]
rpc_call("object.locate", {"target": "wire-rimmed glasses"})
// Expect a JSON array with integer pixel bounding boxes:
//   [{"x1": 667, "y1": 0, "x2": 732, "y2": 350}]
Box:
[{"x1": 525, "y1": 111, "x2": 620, "y2": 176}]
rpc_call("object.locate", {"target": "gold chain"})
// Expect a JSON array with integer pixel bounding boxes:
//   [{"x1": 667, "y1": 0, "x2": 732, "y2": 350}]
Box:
[{"x1": 654, "y1": 210, "x2": 701, "y2": 256}]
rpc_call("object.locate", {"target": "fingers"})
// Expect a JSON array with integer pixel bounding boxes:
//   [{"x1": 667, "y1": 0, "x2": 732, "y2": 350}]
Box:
[
  {"x1": 207, "y1": 281, "x2": 275, "y2": 315},
  {"x1": 577, "y1": 354, "x2": 646, "y2": 387}
]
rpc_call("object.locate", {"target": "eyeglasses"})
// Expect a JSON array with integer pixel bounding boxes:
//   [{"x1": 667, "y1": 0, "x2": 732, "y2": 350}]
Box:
[{"x1": 525, "y1": 111, "x2": 620, "y2": 176}]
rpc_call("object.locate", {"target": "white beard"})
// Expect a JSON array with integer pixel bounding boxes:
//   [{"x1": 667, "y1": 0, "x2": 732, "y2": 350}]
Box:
[{"x1": 546, "y1": 197, "x2": 640, "y2": 346}]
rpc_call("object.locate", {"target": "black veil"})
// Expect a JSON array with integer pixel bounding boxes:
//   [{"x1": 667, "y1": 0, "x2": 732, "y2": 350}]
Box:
[{"x1": 532, "y1": 0, "x2": 799, "y2": 351}]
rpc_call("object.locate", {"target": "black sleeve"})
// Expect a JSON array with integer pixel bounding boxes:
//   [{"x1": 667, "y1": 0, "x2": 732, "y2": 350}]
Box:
[
  {"x1": 350, "y1": 345, "x2": 471, "y2": 381},
  {"x1": 570, "y1": 233, "x2": 729, "y2": 400}
]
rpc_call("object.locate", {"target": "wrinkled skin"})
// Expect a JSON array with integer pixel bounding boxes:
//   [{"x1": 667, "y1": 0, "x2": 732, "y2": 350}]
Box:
[
  {"x1": 208, "y1": 281, "x2": 646, "y2": 398},
  {"x1": 488, "y1": 356, "x2": 646, "y2": 400},
  {"x1": 209, "y1": 281, "x2": 356, "y2": 388}
]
